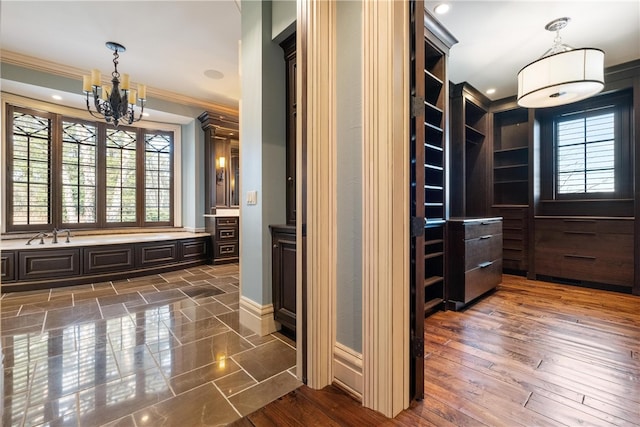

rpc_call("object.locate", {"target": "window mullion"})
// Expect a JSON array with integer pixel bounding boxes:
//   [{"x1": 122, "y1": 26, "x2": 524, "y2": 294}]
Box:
[{"x1": 137, "y1": 128, "x2": 145, "y2": 227}]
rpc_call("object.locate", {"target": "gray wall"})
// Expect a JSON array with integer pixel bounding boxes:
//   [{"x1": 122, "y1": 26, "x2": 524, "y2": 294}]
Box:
[
  {"x1": 336, "y1": 0, "x2": 363, "y2": 353},
  {"x1": 271, "y1": 0, "x2": 296, "y2": 42},
  {"x1": 240, "y1": 0, "x2": 287, "y2": 305}
]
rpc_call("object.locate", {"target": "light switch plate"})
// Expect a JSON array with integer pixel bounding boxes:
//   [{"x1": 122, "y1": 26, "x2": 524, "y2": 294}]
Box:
[{"x1": 246, "y1": 190, "x2": 258, "y2": 205}]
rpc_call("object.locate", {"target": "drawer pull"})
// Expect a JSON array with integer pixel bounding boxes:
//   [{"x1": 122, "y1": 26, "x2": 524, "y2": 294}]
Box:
[
  {"x1": 563, "y1": 254, "x2": 596, "y2": 260},
  {"x1": 220, "y1": 245, "x2": 236, "y2": 254},
  {"x1": 563, "y1": 231, "x2": 596, "y2": 236},
  {"x1": 220, "y1": 230, "x2": 236, "y2": 238},
  {"x1": 479, "y1": 235, "x2": 492, "y2": 240},
  {"x1": 563, "y1": 219, "x2": 596, "y2": 224},
  {"x1": 478, "y1": 261, "x2": 493, "y2": 268}
]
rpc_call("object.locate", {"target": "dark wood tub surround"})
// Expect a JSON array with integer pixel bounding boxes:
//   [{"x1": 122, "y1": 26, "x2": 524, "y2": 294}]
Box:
[{"x1": 0, "y1": 235, "x2": 210, "y2": 291}]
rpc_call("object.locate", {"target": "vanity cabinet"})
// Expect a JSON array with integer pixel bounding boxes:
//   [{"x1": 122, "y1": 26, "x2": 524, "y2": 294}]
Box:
[
  {"x1": 213, "y1": 216, "x2": 239, "y2": 264},
  {"x1": 270, "y1": 225, "x2": 296, "y2": 334},
  {"x1": 446, "y1": 217, "x2": 503, "y2": 310}
]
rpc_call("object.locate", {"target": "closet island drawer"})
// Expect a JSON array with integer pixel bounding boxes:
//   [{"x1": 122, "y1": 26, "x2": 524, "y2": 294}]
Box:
[{"x1": 447, "y1": 217, "x2": 503, "y2": 309}]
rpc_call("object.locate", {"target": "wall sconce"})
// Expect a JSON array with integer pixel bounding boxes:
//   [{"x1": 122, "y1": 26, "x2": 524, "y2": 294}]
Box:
[{"x1": 216, "y1": 156, "x2": 225, "y2": 183}]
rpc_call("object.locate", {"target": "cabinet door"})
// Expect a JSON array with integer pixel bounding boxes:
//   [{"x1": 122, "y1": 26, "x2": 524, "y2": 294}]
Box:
[
  {"x1": 272, "y1": 232, "x2": 297, "y2": 332},
  {"x1": 1, "y1": 251, "x2": 16, "y2": 282},
  {"x1": 19, "y1": 249, "x2": 80, "y2": 280}
]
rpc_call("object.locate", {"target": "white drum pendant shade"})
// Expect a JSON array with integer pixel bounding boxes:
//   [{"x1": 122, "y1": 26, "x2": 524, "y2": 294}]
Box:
[{"x1": 517, "y1": 48, "x2": 604, "y2": 108}]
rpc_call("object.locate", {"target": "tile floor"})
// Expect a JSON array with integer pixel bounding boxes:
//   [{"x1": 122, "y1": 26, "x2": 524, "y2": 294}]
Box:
[{"x1": 1, "y1": 263, "x2": 301, "y2": 426}]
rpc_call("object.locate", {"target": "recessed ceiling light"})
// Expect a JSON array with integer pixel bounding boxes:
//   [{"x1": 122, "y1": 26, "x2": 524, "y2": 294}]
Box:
[
  {"x1": 52, "y1": 95, "x2": 63, "y2": 100},
  {"x1": 486, "y1": 88, "x2": 496, "y2": 95},
  {"x1": 434, "y1": 3, "x2": 450, "y2": 14},
  {"x1": 204, "y1": 69, "x2": 224, "y2": 80}
]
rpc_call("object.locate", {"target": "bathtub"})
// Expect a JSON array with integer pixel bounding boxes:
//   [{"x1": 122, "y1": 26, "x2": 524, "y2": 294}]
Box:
[{"x1": 1, "y1": 231, "x2": 211, "y2": 291}]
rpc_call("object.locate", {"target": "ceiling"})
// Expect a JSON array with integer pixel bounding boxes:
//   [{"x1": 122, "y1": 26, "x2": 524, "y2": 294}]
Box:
[
  {"x1": 0, "y1": 0, "x2": 242, "y2": 122},
  {"x1": 1, "y1": 1, "x2": 639, "y2": 119},
  {"x1": 424, "y1": 0, "x2": 640, "y2": 101}
]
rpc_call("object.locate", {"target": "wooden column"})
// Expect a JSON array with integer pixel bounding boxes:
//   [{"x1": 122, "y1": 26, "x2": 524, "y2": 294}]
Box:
[
  {"x1": 362, "y1": 0, "x2": 410, "y2": 417},
  {"x1": 298, "y1": 0, "x2": 336, "y2": 390}
]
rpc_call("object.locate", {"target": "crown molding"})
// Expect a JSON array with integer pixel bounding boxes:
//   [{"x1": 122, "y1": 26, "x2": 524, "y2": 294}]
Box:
[{"x1": 0, "y1": 49, "x2": 238, "y2": 117}]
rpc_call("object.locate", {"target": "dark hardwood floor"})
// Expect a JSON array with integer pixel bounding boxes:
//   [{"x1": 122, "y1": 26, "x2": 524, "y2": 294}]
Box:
[{"x1": 231, "y1": 274, "x2": 640, "y2": 426}]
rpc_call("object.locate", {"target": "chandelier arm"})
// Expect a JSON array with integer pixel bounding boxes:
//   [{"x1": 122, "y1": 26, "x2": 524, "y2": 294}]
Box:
[{"x1": 85, "y1": 94, "x2": 105, "y2": 120}]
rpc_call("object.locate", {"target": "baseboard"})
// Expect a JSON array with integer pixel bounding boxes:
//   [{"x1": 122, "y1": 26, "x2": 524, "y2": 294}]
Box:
[
  {"x1": 239, "y1": 296, "x2": 279, "y2": 336},
  {"x1": 333, "y1": 342, "x2": 363, "y2": 400}
]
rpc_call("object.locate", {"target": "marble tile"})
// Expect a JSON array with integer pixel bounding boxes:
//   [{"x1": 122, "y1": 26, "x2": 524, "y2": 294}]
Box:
[
  {"x1": 212, "y1": 282, "x2": 239, "y2": 293},
  {"x1": 77, "y1": 369, "x2": 173, "y2": 427},
  {"x1": 228, "y1": 371, "x2": 301, "y2": 416},
  {"x1": 1, "y1": 312, "x2": 45, "y2": 335},
  {"x1": 1, "y1": 263, "x2": 299, "y2": 427},
  {"x1": 19, "y1": 295, "x2": 74, "y2": 315},
  {"x1": 214, "y1": 291, "x2": 239, "y2": 306},
  {"x1": 215, "y1": 370, "x2": 257, "y2": 397},
  {"x1": 180, "y1": 273, "x2": 212, "y2": 282},
  {"x1": 273, "y1": 331, "x2": 297, "y2": 349},
  {"x1": 166, "y1": 315, "x2": 230, "y2": 344},
  {"x1": 180, "y1": 301, "x2": 231, "y2": 321},
  {"x1": 180, "y1": 285, "x2": 224, "y2": 299},
  {"x1": 74, "y1": 287, "x2": 117, "y2": 302},
  {"x1": 3, "y1": 390, "x2": 29, "y2": 426},
  {"x1": 139, "y1": 289, "x2": 186, "y2": 305},
  {"x1": 232, "y1": 340, "x2": 297, "y2": 382},
  {"x1": 100, "y1": 302, "x2": 130, "y2": 319},
  {"x1": 168, "y1": 359, "x2": 242, "y2": 395},
  {"x1": 132, "y1": 382, "x2": 239, "y2": 427},
  {"x1": 99, "y1": 414, "x2": 138, "y2": 427},
  {"x1": 23, "y1": 392, "x2": 77, "y2": 427},
  {"x1": 153, "y1": 280, "x2": 189, "y2": 291},
  {"x1": 216, "y1": 311, "x2": 255, "y2": 337},
  {"x1": 97, "y1": 292, "x2": 145, "y2": 308},
  {"x1": 111, "y1": 344, "x2": 160, "y2": 377},
  {"x1": 243, "y1": 333, "x2": 276, "y2": 347}
]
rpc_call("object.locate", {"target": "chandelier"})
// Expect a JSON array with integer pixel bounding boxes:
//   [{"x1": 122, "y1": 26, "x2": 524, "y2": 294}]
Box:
[
  {"x1": 82, "y1": 42, "x2": 147, "y2": 127},
  {"x1": 517, "y1": 17, "x2": 604, "y2": 108}
]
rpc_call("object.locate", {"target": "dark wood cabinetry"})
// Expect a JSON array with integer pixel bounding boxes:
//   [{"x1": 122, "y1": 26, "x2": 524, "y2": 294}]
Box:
[
  {"x1": 496, "y1": 206, "x2": 529, "y2": 272},
  {"x1": 491, "y1": 104, "x2": 531, "y2": 275},
  {"x1": 450, "y1": 83, "x2": 491, "y2": 217},
  {"x1": 19, "y1": 249, "x2": 81, "y2": 281},
  {"x1": 84, "y1": 245, "x2": 135, "y2": 275},
  {"x1": 1, "y1": 236, "x2": 209, "y2": 291},
  {"x1": 281, "y1": 34, "x2": 297, "y2": 226},
  {"x1": 270, "y1": 225, "x2": 296, "y2": 334},
  {"x1": 534, "y1": 217, "x2": 634, "y2": 288},
  {"x1": 416, "y1": 38, "x2": 450, "y2": 313},
  {"x1": 492, "y1": 107, "x2": 530, "y2": 206},
  {"x1": 1, "y1": 251, "x2": 16, "y2": 282},
  {"x1": 446, "y1": 218, "x2": 503, "y2": 310},
  {"x1": 137, "y1": 241, "x2": 179, "y2": 268},
  {"x1": 212, "y1": 216, "x2": 239, "y2": 264}
]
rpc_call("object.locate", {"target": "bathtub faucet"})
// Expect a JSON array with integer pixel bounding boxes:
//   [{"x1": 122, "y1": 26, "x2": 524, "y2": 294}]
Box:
[
  {"x1": 52, "y1": 228, "x2": 71, "y2": 243},
  {"x1": 26, "y1": 232, "x2": 47, "y2": 245}
]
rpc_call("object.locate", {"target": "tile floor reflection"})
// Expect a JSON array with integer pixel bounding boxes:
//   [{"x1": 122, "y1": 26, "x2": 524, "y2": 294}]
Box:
[{"x1": 1, "y1": 263, "x2": 301, "y2": 426}]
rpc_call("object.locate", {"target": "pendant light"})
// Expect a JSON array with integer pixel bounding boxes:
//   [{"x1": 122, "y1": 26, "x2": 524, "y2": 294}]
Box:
[{"x1": 517, "y1": 17, "x2": 604, "y2": 108}]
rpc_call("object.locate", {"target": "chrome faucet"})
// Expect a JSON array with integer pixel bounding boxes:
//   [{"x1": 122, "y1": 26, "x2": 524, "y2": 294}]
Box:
[
  {"x1": 26, "y1": 232, "x2": 47, "y2": 245},
  {"x1": 52, "y1": 228, "x2": 71, "y2": 243}
]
